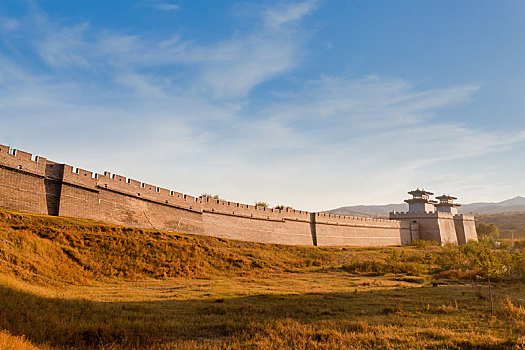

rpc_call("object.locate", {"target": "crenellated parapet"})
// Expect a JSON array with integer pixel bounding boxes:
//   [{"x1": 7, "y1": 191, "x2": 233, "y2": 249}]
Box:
[
  {"x1": 0, "y1": 144, "x2": 323, "y2": 222},
  {"x1": 198, "y1": 196, "x2": 312, "y2": 222},
  {"x1": 0, "y1": 145, "x2": 48, "y2": 176},
  {"x1": 94, "y1": 171, "x2": 198, "y2": 210},
  {"x1": 315, "y1": 212, "x2": 402, "y2": 228}
]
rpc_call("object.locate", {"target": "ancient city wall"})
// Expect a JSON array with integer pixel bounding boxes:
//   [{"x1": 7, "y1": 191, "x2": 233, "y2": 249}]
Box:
[
  {"x1": 0, "y1": 144, "x2": 412, "y2": 247},
  {"x1": 314, "y1": 213, "x2": 411, "y2": 246},
  {"x1": 198, "y1": 196, "x2": 316, "y2": 245},
  {"x1": 0, "y1": 146, "x2": 49, "y2": 215},
  {"x1": 58, "y1": 167, "x2": 203, "y2": 234},
  {"x1": 201, "y1": 213, "x2": 314, "y2": 245}
]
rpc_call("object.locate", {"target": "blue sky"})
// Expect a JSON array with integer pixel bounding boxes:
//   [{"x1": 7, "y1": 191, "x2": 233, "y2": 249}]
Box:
[{"x1": 0, "y1": 0, "x2": 524, "y2": 210}]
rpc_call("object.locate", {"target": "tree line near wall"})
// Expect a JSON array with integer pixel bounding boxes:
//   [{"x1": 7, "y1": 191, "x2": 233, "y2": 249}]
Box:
[{"x1": 476, "y1": 211, "x2": 525, "y2": 240}]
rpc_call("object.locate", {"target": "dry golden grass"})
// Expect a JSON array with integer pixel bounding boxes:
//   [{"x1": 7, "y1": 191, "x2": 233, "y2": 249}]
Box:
[
  {"x1": 499, "y1": 297, "x2": 525, "y2": 320},
  {"x1": 0, "y1": 209, "x2": 524, "y2": 349},
  {"x1": 0, "y1": 330, "x2": 46, "y2": 350},
  {"x1": 0, "y1": 209, "x2": 345, "y2": 284},
  {"x1": 0, "y1": 275, "x2": 524, "y2": 349}
]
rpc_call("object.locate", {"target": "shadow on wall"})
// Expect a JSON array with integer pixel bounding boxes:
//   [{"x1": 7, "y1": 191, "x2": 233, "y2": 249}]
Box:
[
  {"x1": 44, "y1": 164, "x2": 64, "y2": 216},
  {"x1": 310, "y1": 212, "x2": 318, "y2": 246},
  {"x1": 44, "y1": 179, "x2": 61, "y2": 216}
]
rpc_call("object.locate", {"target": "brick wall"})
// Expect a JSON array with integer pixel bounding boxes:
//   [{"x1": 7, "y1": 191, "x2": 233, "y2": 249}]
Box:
[
  {"x1": 0, "y1": 146, "x2": 49, "y2": 215},
  {"x1": 437, "y1": 215, "x2": 458, "y2": 244},
  {"x1": 454, "y1": 215, "x2": 478, "y2": 245},
  {"x1": 0, "y1": 144, "x2": 412, "y2": 247},
  {"x1": 315, "y1": 213, "x2": 410, "y2": 246},
  {"x1": 202, "y1": 212, "x2": 314, "y2": 245}
]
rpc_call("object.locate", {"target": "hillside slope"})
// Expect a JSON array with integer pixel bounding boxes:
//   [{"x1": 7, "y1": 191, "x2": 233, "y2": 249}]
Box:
[
  {"x1": 476, "y1": 211, "x2": 525, "y2": 239},
  {"x1": 0, "y1": 209, "x2": 339, "y2": 285}
]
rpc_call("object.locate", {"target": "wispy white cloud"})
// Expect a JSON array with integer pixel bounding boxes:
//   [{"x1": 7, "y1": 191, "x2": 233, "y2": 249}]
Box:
[
  {"x1": 198, "y1": 76, "x2": 524, "y2": 208},
  {"x1": 0, "y1": 17, "x2": 20, "y2": 32},
  {"x1": 263, "y1": 0, "x2": 319, "y2": 29},
  {"x1": 259, "y1": 76, "x2": 480, "y2": 132},
  {"x1": 36, "y1": 21, "x2": 92, "y2": 68},
  {"x1": 153, "y1": 3, "x2": 180, "y2": 11},
  {"x1": 22, "y1": 1, "x2": 316, "y2": 98},
  {"x1": 194, "y1": 36, "x2": 299, "y2": 98},
  {"x1": 1, "y1": 2, "x2": 524, "y2": 210}
]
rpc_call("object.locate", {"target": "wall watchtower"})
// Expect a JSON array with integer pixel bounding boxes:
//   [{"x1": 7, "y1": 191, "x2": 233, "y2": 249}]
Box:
[
  {"x1": 405, "y1": 189, "x2": 437, "y2": 213},
  {"x1": 435, "y1": 194, "x2": 460, "y2": 215},
  {"x1": 390, "y1": 189, "x2": 477, "y2": 245}
]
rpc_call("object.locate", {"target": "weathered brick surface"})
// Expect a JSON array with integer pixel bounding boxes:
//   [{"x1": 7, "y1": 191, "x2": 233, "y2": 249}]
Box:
[
  {"x1": 58, "y1": 182, "x2": 203, "y2": 234},
  {"x1": 316, "y1": 224, "x2": 403, "y2": 246},
  {"x1": 454, "y1": 214, "x2": 478, "y2": 245},
  {"x1": 0, "y1": 167, "x2": 48, "y2": 214},
  {"x1": 438, "y1": 216, "x2": 458, "y2": 245},
  {"x1": 0, "y1": 144, "x2": 439, "y2": 246},
  {"x1": 202, "y1": 213, "x2": 314, "y2": 245},
  {"x1": 315, "y1": 213, "x2": 410, "y2": 246},
  {"x1": 0, "y1": 146, "x2": 49, "y2": 214}
]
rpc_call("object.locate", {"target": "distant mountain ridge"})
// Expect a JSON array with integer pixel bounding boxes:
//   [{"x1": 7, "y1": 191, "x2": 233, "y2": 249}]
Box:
[{"x1": 326, "y1": 196, "x2": 525, "y2": 217}]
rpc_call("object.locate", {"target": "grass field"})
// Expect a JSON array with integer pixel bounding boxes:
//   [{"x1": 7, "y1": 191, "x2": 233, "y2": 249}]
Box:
[{"x1": 0, "y1": 209, "x2": 524, "y2": 349}]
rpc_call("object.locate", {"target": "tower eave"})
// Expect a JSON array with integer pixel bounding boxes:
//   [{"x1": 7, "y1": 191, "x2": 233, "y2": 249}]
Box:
[
  {"x1": 435, "y1": 203, "x2": 461, "y2": 208},
  {"x1": 405, "y1": 199, "x2": 438, "y2": 204},
  {"x1": 408, "y1": 189, "x2": 434, "y2": 196}
]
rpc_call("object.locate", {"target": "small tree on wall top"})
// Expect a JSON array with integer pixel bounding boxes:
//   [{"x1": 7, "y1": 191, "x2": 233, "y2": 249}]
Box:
[
  {"x1": 274, "y1": 205, "x2": 294, "y2": 210},
  {"x1": 200, "y1": 194, "x2": 221, "y2": 200}
]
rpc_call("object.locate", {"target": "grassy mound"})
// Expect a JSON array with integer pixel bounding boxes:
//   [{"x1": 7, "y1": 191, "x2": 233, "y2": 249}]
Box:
[
  {"x1": 1, "y1": 209, "x2": 524, "y2": 286},
  {"x1": 0, "y1": 209, "x2": 341, "y2": 285}
]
